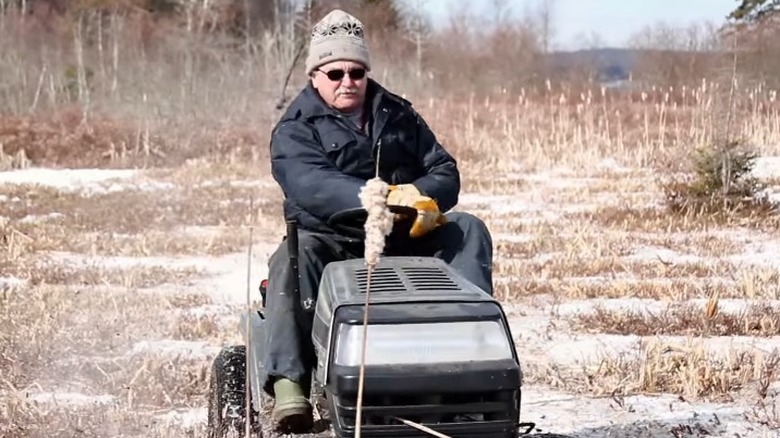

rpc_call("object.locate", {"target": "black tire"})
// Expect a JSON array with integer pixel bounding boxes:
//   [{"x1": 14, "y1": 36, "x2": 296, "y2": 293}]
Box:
[{"x1": 207, "y1": 345, "x2": 258, "y2": 438}]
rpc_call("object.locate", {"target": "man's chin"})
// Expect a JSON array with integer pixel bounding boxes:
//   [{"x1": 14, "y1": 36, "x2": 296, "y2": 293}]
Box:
[{"x1": 335, "y1": 96, "x2": 363, "y2": 111}]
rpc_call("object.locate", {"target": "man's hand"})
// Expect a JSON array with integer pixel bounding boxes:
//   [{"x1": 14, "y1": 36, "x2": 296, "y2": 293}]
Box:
[
  {"x1": 386, "y1": 184, "x2": 421, "y2": 207},
  {"x1": 387, "y1": 184, "x2": 447, "y2": 238}
]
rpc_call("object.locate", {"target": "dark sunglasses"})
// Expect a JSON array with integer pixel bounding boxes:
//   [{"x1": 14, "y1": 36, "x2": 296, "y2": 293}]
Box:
[{"x1": 318, "y1": 68, "x2": 366, "y2": 81}]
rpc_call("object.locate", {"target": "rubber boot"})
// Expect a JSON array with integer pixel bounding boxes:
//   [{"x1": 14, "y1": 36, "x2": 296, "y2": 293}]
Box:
[{"x1": 272, "y1": 378, "x2": 313, "y2": 433}]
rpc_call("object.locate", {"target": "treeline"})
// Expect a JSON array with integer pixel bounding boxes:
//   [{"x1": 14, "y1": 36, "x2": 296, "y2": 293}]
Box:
[
  {"x1": 3, "y1": 0, "x2": 780, "y2": 96},
  {"x1": 0, "y1": 0, "x2": 407, "y2": 40}
]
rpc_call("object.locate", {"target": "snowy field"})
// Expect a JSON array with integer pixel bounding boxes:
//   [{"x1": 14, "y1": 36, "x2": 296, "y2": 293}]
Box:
[{"x1": 3, "y1": 157, "x2": 780, "y2": 438}]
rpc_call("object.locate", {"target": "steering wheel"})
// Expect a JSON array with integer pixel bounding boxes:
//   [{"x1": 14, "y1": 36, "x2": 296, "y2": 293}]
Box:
[{"x1": 327, "y1": 205, "x2": 418, "y2": 239}]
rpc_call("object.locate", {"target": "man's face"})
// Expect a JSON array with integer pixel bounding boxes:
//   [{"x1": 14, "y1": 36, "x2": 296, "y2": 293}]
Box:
[{"x1": 311, "y1": 60, "x2": 368, "y2": 112}]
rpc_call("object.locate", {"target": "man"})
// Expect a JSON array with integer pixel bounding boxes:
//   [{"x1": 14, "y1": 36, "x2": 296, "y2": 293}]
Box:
[{"x1": 262, "y1": 8, "x2": 494, "y2": 433}]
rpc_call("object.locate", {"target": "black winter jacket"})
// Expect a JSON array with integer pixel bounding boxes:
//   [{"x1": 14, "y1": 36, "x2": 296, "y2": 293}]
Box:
[{"x1": 270, "y1": 79, "x2": 460, "y2": 234}]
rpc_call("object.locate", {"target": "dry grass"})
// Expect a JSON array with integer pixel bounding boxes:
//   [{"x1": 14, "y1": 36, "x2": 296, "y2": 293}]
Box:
[
  {"x1": 50, "y1": 228, "x2": 256, "y2": 257},
  {"x1": 0, "y1": 282, "x2": 233, "y2": 436},
  {"x1": 496, "y1": 256, "x2": 733, "y2": 285},
  {"x1": 171, "y1": 314, "x2": 223, "y2": 341},
  {"x1": 528, "y1": 339, "x2": 779, "y2": 402},
  {"x1": 0, "y1": 397, "x2": 217, "y2": 438},
  {"x1": 571, "y1": 302, "x2": 780, "y2": 336},
  {"x1": 0, "y1": 406, "x2": 168, "y2": 438},
  {"x1": 0, "y1": 170, "x2": 285, "y2": 259},
  {"x1": 495, "y1": 277, "x2": 737, "y2": 301},
  {"x1": 33, "y1": 262, "x2": 200, "y2": 288},
  {"x1": 497, "y1": 266, "x2": 780, "y2": 301},
  {"x1": 0, "y1": 107, "x2": 170, "y2": 169},
  {"x1": 0, "y1": 183, "x2": 282, "y2": 233},
  {"x1": 495, "y1": 228, "x2": 746, "y2": 260},
  {"x1": 566, "y1": 205, "x2": 780, "y2": 232},
  {"x1": 2, "y1": 284, "x2": 158, "y2": 386}
]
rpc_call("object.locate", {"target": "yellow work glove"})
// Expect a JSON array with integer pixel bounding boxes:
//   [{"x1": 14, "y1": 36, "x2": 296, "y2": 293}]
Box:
[{"x1": 387, "y1": 184, "x2": 447, "y2": 238}]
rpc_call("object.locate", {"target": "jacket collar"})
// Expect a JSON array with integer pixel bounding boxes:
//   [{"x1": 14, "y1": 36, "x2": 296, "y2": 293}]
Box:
[{"x1": 281, "y1": 78, "x2": 409, "y2": 124}]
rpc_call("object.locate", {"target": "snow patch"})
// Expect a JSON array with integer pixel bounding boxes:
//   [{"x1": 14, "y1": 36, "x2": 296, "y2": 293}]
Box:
[
  {"x1": 182, "y1": 304, "x2": 236, "y2": 319},
  {"x1": 163, "y1": 242, "x2": 277, "y2": 304},
  {"x1": 18, "y1": 212, "x2": 65, "y2": 224},
  {"x1": 0, "y1": 168, "x2": 137, "y2": 189},
  {"x1": 543, "y1": 334, "x2": 643, "y2": 366},
  {"x1": 554, "y1": 297, "x2": 667, "y2": 316},
  {"x1": 493, "y1": 232, "x2": 536, "y2": 243},
  {"x1": 0, "y1": 167, "x2": 175, "y2": 195},
  {"x1": 81, "y1": 180, "x2": 176, "y2": 196},
  {"x1": 624, "y1": 245, "x2": 705, "y2": 264},
  {"x1": 0, "y1": 195, "x2": 20, "y2": 203},
  {"x1": 750, "y1": 156, "x2": 780, "y2": 180},
  {"x1": 458, "y1": 193, "x2": 516, "y2": 207},
  {"x1": 595, "y1": 157, "x2": 635, "y2": 173},
  {"x1": 23, "y1": 391, "x2": 116, "y2": 407},
  {"x1": 728, "y1": 239, "x2": 780, "y2": 268},
  {"x1": 0, "y1": 276, "x2": 28, "y2": 291},
  {"x1": 40, "y1": 251, "x2": 212, "y2": 272},
  {"x1": 199, "y1": 179, "x2": 276, "y2": 189},
  {"x1": 522, "y1": 385, "x2": 755, "y2": 437},
  {"x1": 523, "y1": 174, "x2": 605, "y2": 189},
  {"x1": 155, "y1": 407, "x2": 207, "y2": 429}
]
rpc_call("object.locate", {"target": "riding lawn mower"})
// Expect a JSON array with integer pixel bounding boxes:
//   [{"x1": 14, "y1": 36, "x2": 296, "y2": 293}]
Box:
[{"x1": 206, "y1": 206, "x2": 535, "y2": 437}]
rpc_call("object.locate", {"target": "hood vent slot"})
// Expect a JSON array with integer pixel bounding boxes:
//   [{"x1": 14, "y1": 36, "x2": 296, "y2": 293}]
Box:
[{"x1": 354, "y1": 265, "x2": 461, "y2": 293}]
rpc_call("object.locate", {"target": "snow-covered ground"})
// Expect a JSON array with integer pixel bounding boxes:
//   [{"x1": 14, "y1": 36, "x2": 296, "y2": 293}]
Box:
[{"x1": 4, "y1": 159, "x2": 780, "y2": 437}]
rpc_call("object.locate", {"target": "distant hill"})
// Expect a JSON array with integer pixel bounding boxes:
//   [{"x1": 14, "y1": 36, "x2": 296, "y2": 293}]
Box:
[
  {"x1": 546, "y1": 47, "x2": 726, "y2": 85},
  {"x1": 547, "y1": 48, "x2": 641, "y2": 82}
]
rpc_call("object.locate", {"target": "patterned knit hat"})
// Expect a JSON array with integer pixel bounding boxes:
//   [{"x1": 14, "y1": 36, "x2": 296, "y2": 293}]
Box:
[{"x1": 305, "y1": 9, "x2": 371, "y2": 75}]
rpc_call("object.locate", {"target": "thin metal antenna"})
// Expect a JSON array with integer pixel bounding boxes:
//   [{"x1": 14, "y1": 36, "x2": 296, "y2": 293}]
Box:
[
  {"x1": 244, "y1": 195, "x2": 255, "y2": 438},
  {"x1": 355, "y1": 139, "x2": 383, "y2": 438},
  {"x1": 355, "y1": 262, "x2": 371, "y2": 438},
  {"x1": 355, "y1": 139, "x2": 452, "y2": 438}
]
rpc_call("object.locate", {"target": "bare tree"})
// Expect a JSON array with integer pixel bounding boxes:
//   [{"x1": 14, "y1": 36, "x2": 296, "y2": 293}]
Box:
[
  {"x1": 536, "y1": 0, "x2": 555, "y2": 54},
  {"x1": 490, "y1": 0, "x2": 509, "y2": 27},
  {"x1": 628, "y1": 21, "x2": 722, "y2": 87},
  {"x1": 400, "y1": 0, "x2": 431, "y2": 79},
  {"x1": 246, "y1": 0, "x2": 275, "y2": 37}
]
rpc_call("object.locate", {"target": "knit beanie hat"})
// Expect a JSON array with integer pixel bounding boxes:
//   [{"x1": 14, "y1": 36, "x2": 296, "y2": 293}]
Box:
[{"x1": 305, "y1": 9, "x2": 372, "y2": 75}]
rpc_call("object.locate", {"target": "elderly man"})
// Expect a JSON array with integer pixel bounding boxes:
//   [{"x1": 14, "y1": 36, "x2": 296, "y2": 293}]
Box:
[{"x1": 262, "y1": 8, "x2": 494, "y2": 433}]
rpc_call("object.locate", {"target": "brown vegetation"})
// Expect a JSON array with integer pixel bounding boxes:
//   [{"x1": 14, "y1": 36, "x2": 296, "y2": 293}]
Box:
[
  {"x1": 571, "y1": 302, "x2": 780, "y2": 336},
  {"x1": 528, "y1": 340, "x2": 779, "y2": 402}
]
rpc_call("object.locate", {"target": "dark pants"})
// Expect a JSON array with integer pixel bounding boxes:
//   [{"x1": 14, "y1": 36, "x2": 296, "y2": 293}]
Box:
[{"x1": 260, "y1": 211, "x2": 493, "y2": 395}]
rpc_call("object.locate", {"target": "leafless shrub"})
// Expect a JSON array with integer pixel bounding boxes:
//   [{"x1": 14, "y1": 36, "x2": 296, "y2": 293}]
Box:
[{"x1": 745, "y1": 399, "x2": 780, "y2": 430}]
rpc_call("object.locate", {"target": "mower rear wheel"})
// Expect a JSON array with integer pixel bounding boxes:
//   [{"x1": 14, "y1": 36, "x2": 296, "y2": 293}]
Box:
[{"x1": 207, "y1": 345, "x2": 258, "y2": 438}]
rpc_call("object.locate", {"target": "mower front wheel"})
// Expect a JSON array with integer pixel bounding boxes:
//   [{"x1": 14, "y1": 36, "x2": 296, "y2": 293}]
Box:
[{"x1": 207, "y1": 345, "x2": 258, "y2": 438}]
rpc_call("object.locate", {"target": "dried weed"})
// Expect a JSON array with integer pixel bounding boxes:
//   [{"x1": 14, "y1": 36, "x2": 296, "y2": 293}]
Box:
[
  {"x1": 497, "y1": 277, "x2": 733, "y2": 301},
  {"x1": 570, "y1": 205, "x2": 780, "y2": 232},
  {"x1": 571, "y1": 302, "x2": 780, "y2": 337},
  {"x1": 20, "y1": 259, "x2": 201, "y2": 289},
  {"x1": 528, "y1": 340, "x2": 779, "y2": 402}
]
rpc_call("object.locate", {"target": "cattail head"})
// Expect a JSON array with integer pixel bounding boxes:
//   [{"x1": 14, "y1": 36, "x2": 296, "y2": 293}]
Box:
[{"x1": 358, "y1": 177, "x2": 394, "y2": 266}]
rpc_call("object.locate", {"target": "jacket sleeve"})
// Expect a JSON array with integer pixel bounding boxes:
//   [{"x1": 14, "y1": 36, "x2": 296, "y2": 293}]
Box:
[
  {"x1": 410, "y1": 112, "x2": 460, "y2": 212},
  {"x1": 270, "y1": 120, "x2": 365, "y2": 220}
]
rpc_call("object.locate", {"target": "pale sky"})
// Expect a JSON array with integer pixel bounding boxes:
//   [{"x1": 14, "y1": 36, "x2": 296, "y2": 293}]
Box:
[{"x1": 406, "y1": 0, "x2": 737, "y2": 50}]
